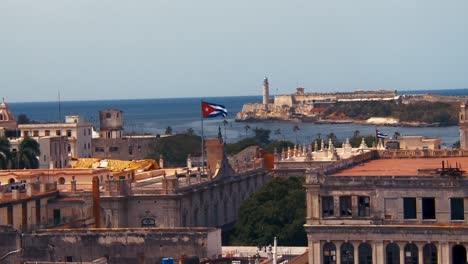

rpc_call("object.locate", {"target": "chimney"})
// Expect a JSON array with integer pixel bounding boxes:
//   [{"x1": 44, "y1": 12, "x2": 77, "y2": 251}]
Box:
[
  {"x1": 27, "y1": 184, "x2": 33, "y2": 197},
  {"x1": 71, "y1": 176, "x2": 77, "y2": 193},
  {"x1": 12, "y1": 189, "x2": 19, "y2": 200},
  {"x1": 40, "y1": 183, "x2": 46, "y2": 193},
  {"x1": 92, "y1": 176, "x2": 101, "y2": 228}
]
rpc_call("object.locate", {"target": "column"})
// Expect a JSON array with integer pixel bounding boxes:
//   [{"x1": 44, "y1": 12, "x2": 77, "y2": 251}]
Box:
[
  {"x1": 374, "y1": 241, "x2": 384, "y2": 264},
  {"x1": 335, "y1": 241, "x2": 341, "y2": 264},
  {"x1": 439, "y1": 241, "x2": 450, "y2": 264},
  {"x1": 353, "y1": 242, "x2": 360, "y2": 264},
  {"x1": 398, "y1": 242, "x2": 405, "y2": 264},
  {"x1": 306, "y1": 192, "x2": 313, "y2": 218},
  {"x1": 417, "y1": 243, "x2": 423, "y2": 264}
]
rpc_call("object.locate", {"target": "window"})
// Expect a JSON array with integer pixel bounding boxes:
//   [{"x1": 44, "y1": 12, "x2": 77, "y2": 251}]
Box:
[
  {"x1": 386, "y1": 243, "x2": 400, "y2": 264},
  {"x1": 403, "y1": 198, "x2": 417, "y2": 219},
  {"x1": 45, "y1": 130, "x2": 50, "y2": 136},
  {"x1": 95, "y1": 147, "x2": 105, "y2": 152},
  {"x1": 451, "y1": 198, "x2": 464, "y2": 220},
  {"x1": 422, "y1": 197, "x2": 435, "y2": 220},
  {"x1": 67, "y1": 144, "x2": 71, "y2": 153},
  {"x1": 58, "y1": 177, "x2": 65, "y2": 184},
  {"x1": 358, "y1": 196, "x2": 370, "y2": 217},
  {"x1": 66, "y1": 256, "x2": 73, "y2": 262},
  {"x1": 340, "y1": 196, "x2": 352, "y2": 216},
  {"x1": 84, "y1": 144, "x2": 86, "y2": 150},
  {"x1": 33, "y1": 130, "x2": 39, "y2": 137},
  {"x1": 106, "y1": 113, "x2": 111, "y2": 118},
  {"x1": 322, "y1": 196, "x2": 334, "y2": 217},
  {"x1": 341, "y1": 243, "x2": 354, "y2": 264},
  {"x1": 358, "y1": 243, "x2": 372, "y2": 264},
  {"x1": 323, "y1": 243, "x2": 336, "y2": 264},
  {"x1": 66, "y1": 130, "x2": 72, "y2": 137},
  {"x1": 404, "y1": 243, "x2": 418, "y2": 264},
  {"x1": 55, "y1": 130, "x2": 61, "y2": 136},
  {"x1": 24, "y1": 131, "x2": 29, "y2": 137},
  {"x1": 129, "y1": 146, "x2": 133, "y2": 155},
  {"x1": 88, "y1": 128, "x2": 91, "y2": 135},
  {"x1": 423, "y1": 244, "x2": 437, "y2": 264},
  {"x1": 109, "y1": 147, "x2": 119, "y2": 152}
]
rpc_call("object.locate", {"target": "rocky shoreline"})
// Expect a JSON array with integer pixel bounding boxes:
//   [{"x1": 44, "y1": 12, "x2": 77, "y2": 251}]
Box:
[{"x1": 235, "y1": 117, "x2": 450, "y2": 127}]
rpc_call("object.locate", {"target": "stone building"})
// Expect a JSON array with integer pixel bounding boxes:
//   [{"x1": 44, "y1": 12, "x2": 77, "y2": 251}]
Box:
[
  {"x1": 304, "y1": 155, "x2": 468, "y2": 264},
  {"x1": 100, "y1": 142, "x2": 270, "y2": 230},
  {"x1": 460, "y1": 101, "x2": 468, "y2": 149},
  {"x1": 37, "y1": 136, "x2": 69, "y2": 169},
  {"x1": 92, "y1": 109, "x2": 156, "y2": 160},
  {"x1": 18, "y1": 115, "x2": 93, "y2": 158},
  {"x1": 0, "y1": 99, "x2": 17, "y2": 133}
]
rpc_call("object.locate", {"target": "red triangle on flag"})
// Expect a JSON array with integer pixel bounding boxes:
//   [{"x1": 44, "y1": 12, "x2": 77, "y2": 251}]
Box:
[{"x1": 201, "y1": 101, "x2": 216, "y2": 118}]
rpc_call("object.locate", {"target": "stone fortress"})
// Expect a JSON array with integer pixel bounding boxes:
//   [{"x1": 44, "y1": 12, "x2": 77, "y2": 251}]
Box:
[{"x1": 235, "y1": 78, "x2": 399, "y2": 122}]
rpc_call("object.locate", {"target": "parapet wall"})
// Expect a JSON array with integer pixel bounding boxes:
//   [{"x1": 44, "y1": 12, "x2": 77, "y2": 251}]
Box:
[{"x1": 21, "y1": 227, "x2": 221, "y2": 264}]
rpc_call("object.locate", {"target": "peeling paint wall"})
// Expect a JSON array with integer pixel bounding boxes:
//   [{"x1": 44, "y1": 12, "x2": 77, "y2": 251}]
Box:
[{"x1": 21, "y1": 228, "x2": 221, "y2": 264}]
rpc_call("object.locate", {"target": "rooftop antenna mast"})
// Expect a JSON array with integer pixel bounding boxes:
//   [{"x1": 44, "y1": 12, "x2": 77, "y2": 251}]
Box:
[{"x1": 58, "y1": 90, "x2": 62, "y2": 122}]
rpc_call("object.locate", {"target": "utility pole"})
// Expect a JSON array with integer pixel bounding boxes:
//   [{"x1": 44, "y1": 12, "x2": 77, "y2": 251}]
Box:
[{"x1": 273, "y1": 237, "x2": 277, "y2": 264}]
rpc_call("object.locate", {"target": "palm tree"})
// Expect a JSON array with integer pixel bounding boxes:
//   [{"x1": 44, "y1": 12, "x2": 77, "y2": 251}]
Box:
[
  {"x1": 274, "y1": 128, "x2": 282, "y2": 141},
  {"x1": 244, "y1": 124, "x2": 251, "y2": 137},
  {"x1": 0, "y1": 136, "x2": 12, "y2": 169},
  {"x1": 14, "y1": 136, "x2": 40, "y2": 169},
  {"x1": 293, "y1": 125, "x2": 300, "y2": 144}
]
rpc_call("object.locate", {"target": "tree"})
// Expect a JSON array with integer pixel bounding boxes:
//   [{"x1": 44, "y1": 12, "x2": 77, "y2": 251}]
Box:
[
  {"x1": 0, "y1": 137, "x2": 12, "y2": 169},
  {"x1": 147, "y1": 133, "x2": 201, "y2": 167},
  {"x1": 229, "y1": 177, "x2": 307, "y2": 246},
  {"x1": 274, "y1": 128, "x2": 282, "y2": 141},
  {"x1": 293, "y1": 125, "x2": 300, "y2": 144},
  {"x1": 244, "y1": 124, "x2": 251, "y2": 137},
  {"x1": 453, "y1": 140, "x2": 461, "y2": 149},
  {"x1": 393, "y1": 131, "x2": 401, "y2": 139},
  {"x1": 14, "y1": 136, "x2": 40, "y2": 169},
  {"x1": 16, "y1": 114, "x2": 31, "y2": 124},
  {"x1": 165, "y1": 126, "x2": 173, "y2": 135},
  {"x1": 186, "y1": 128, "x2": 195, "y2": 135}
]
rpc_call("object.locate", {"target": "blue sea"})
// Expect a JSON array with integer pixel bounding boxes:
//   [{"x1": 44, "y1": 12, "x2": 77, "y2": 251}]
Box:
[{"x1": 7, "y1": 88, "x2": 467, "y2": 147}]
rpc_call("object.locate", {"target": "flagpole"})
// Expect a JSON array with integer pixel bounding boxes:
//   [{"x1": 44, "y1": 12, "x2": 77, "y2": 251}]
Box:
[{"x1": 201, "y1": 100, "x2": 205, "y2": 176}]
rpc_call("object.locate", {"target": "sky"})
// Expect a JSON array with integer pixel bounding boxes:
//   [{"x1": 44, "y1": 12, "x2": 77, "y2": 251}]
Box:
[{"x1": 1, "y1": 0, "x2": 468, "y2": 102}]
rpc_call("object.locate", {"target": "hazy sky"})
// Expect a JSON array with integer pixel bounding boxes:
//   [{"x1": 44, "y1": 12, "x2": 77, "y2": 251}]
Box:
[{"x1": 1, "y1": 0, "x2": 468, "y2": 102}]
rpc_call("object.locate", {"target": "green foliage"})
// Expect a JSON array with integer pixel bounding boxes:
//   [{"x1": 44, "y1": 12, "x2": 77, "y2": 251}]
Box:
[
  {"x1": 165, "y1": 126, "x2": 173, "y2": 135},
  {"x1": 226, "y1": 137, "x2": 258, "y2": 155},
  {"x1": 324, "y1": 100, "x2": 458, "y2": 125},
  {"x1": 147, "y1": 133, "x2": 201, "y2": 167},
  {"x1": 229, "y1": 177, "x2": 307, "y2": 246},
  {"x1": 252, "y1": 127, "x2": 271, "y2": 146},
  {"x1": 0, "y1": 136, "x2": 12, "y2": 169},
  {"x1": 13, "y1": 136, "x2": 40, "y2": 169},
  {"x1": 453, "y1": 140, "x2": 461, "y2": 149},
  {"x1": 349, "y1": 134, "x2": 377, "y2": 148},
  {"x1": 226, "y1": 128, "x2": 272, "y2": 155}
]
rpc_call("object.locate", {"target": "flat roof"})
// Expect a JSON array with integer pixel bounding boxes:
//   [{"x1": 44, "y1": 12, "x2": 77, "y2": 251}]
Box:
[{"x1": 332, "y1": 157, "x2": 468, "y2": 177}]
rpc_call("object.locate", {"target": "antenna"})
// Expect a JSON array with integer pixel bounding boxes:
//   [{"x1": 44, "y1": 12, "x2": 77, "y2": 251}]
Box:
[{"x1": 58, "y1": 90, "x2": 62, "y2": 122}]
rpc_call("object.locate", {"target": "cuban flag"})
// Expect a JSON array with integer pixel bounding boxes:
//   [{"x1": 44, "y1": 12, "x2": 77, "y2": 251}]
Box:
[
  {"x1": 376, "y1": 129, "x2": 388, "y2": 139},
  {"x1": 201, "y1": 101, "x2": 227, "y2": 118}
]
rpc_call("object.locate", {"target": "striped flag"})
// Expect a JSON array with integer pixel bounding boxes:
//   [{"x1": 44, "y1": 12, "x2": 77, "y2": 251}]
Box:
[
  {"x1": 376, "y1": 130, "x2": 388, "y2": 139},
  {"x1": 201, "y1": 101, "x2": 227, "y2": 118}
]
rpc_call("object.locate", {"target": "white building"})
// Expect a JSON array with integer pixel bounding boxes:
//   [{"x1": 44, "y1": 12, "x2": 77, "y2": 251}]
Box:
[{"x1": 19, "y1": 116, "x2": 93, "y2": 158}]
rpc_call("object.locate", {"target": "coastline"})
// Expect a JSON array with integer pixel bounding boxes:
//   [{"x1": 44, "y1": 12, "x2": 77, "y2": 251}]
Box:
[{"x1": 235, "y1": 117, "x2": 450, "y2": 127}]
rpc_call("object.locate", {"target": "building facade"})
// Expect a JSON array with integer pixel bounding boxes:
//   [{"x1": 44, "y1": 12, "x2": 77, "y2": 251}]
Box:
[
  {"x1": 18, "y1": 116, "x2": 93, "y2": 158},
  {"x1": 305, "y1": 156, "x2": 468, "y2": 264}
]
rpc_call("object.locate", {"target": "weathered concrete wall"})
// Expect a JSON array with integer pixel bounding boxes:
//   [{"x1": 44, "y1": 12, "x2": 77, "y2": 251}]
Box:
[
  {"x1": 22, "y1": 227, "x2": 221, "y2": 264},
  {"x1": 0, "y1": 225, "x2": 21, "y2": 264}
]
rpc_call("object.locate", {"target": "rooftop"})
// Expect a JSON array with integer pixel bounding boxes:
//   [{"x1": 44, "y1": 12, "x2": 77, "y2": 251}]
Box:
[{"x1": 331, "y1": 157, "x2": 468, "y2": 177}]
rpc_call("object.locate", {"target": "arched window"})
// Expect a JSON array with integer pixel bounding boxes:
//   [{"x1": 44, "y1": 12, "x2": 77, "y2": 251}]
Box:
[
  {"x1": 58, "y1": 177, "x2": 65, "y2": 185},
  {"x1": 404, "y1": 243, "x2": 418, "y2": 264},
  {"x1": 323, "y1": 242, "x2": 336, "y2": 264},
  {"x1": 106, "y1": 113, "x2": 111, "y2": 118},
  {"x1": 358, "y1": 243, "x2": 372, "y2": 264},
  {"x1": 422, "y1": 243, "x2": 437, "y2": 264},
  {"x1": 386, "y1": 243, "x2": 400, "y2": 264},
  {"x1": 452, "y1": 245, "x2": 466, "y2": 264},
  {"x1": 341, "y1": 243, "x2": 354, "y2": 264},
  {"x1": 8, "y1": 178, "x2": 15, "y2": 184}
]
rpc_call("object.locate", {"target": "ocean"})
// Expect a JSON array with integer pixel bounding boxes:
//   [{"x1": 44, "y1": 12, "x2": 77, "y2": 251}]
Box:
[{"x1": 7, "y1": 88, "x2": 466, "y2": 147}]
